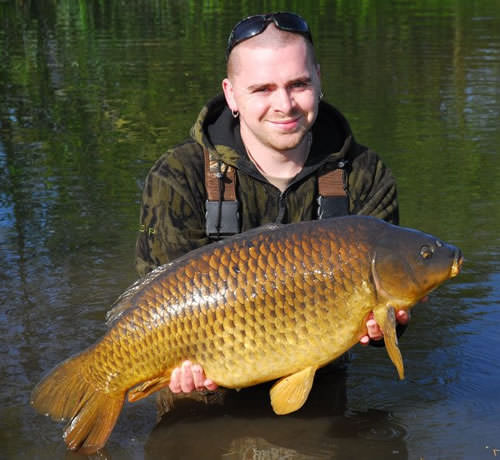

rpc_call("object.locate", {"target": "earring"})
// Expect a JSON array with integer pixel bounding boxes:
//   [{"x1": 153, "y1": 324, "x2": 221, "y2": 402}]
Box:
[
  {"x1": 319, "y1": 91, "x2": 324, "y2": 100},
  {"x1": 232, "y1": 110, "x2": 239, "y2": 118}
]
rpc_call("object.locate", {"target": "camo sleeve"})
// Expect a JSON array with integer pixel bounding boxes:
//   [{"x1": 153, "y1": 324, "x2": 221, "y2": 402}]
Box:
[
  {"x1": 348, "y1": 147, "x2": 399, "y2": 225},
  {"x1": 135, "y1": 142, "x2": 210, "y2": 277}
]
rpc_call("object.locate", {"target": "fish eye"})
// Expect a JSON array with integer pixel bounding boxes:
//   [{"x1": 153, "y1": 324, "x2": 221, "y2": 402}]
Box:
[{"x1": 420, "y1": 245, "x2": 433, "y2": 259}]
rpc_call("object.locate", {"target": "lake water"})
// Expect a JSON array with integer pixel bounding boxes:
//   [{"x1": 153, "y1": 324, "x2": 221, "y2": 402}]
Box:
[{"x1": 1, "y1": 1, "x2": 499, "y2": 459}]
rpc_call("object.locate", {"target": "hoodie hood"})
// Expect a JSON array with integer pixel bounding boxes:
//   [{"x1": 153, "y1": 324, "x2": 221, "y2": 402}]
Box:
[{"x1": 190, "y1": 94, "x2": 357, "y2": 178}]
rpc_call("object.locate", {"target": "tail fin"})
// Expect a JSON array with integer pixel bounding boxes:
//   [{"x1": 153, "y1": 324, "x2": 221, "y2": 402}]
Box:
[{"x1": 31, "y1": 350, "x2": 125, "y2": 454}]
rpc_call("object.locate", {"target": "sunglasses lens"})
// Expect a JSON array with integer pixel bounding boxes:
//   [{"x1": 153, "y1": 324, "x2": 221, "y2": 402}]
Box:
[
  {"x1": 273, "y1": 12, "x2": 310, "y2": 34},
  {"x1": 227, "y1": 15, "x2": 267, "y2": 57},
  {"x1": 226, "y1": 12, "x2": 312, "y2": 58}
]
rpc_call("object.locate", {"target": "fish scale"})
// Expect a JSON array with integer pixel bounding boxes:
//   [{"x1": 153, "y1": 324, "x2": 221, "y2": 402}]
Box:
[{"x1": 31, "y1": 216, "x2": 462, "y2": 454}]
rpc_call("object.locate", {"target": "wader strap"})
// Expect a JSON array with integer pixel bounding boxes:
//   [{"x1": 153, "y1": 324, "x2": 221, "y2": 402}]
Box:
[
  {"x1": 317, "y1": 167, "x2": 349, "y2": 219},
  {"x1": 204, "y1": 148, "x2": 236, "y2": 201},
  {"x1": 204, "y1": 148, "x2": 240, "y2": 238}
]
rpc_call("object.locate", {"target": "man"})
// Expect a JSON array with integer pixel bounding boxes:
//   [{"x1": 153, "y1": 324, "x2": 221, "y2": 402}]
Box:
[{"x1": 136, "y1": 13, "x2": 408, "y2": 404}]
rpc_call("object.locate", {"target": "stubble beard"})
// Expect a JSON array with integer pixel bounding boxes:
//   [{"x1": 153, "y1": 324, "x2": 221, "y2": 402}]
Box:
[{"x1": 246, "y1": 119, "x2": 310, "y2": 154}]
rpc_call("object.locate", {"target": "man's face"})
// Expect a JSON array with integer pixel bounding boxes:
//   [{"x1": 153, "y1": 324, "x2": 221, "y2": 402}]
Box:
[{"x1": 223, "y1": 37, "x2": 321, "y2": 153}]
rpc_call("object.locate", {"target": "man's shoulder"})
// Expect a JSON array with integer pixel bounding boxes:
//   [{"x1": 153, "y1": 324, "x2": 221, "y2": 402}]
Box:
[
  {"x1": 150, "y1": 139, "x2": 204, "y2": 178},
  {"x1": 347, "y1": 142, "x2": 387, "y2": 173}
]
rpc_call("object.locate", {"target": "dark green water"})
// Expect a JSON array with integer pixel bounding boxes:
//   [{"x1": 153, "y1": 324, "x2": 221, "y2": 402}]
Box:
[{"x1": 1, "y1": 1, "x2": 499, "y2": 459}]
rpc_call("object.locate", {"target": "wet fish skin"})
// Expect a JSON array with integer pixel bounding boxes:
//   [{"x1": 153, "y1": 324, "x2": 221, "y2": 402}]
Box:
[{"x1": 31, "y1": 216, "x2": 462, "y2": 454}]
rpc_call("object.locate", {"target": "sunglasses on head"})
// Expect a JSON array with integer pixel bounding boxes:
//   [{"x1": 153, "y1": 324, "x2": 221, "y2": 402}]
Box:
[{"x1": 226, "y1": 12, "x2": 313, "y2": 59}]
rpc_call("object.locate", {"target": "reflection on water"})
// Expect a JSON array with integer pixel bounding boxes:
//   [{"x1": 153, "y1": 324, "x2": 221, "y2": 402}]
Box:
[
  {"x1": 1, "y1": 1, "x2": 499, "y2": 459},
  {"x1": 144, "y1": 373, "x2": 408, "y2": 460}
]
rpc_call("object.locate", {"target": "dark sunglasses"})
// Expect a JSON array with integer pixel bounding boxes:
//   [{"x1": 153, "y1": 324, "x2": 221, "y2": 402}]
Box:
[{"x1": 226, "y1": 12, "x2": 313, "y2": 59}]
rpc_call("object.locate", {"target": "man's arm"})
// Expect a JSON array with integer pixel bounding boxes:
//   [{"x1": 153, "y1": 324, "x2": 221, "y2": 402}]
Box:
[
  {"x1": 135, "y1": 144, "x2": 209, "y2": 277},
  {"x1": 347, "y1": 146, "x2": 399, "y2": 224},
  {"x1": 135, "y1": 145, "x2": 220, "y2": 395}
]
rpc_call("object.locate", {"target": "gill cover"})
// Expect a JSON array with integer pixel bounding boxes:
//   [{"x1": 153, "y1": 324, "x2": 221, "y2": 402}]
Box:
[{"x1": 371, "y1": 225, "x2": 458, "y2": 308}]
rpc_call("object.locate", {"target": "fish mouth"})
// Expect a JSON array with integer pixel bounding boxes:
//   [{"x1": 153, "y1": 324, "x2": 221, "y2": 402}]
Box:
[{"x1": 450, "y1": 249, "x2": 464, "y2": 278}]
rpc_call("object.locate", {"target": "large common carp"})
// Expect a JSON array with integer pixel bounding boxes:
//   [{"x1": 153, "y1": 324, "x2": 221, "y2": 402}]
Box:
[{"x1": 31, "y1": 216, "x2": 462, "y2": 454}]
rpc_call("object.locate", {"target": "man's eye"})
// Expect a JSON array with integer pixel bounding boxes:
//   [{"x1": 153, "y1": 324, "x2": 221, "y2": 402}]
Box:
[{"x1": 294, "y1": 80, "x2": 312, "y2": 89}]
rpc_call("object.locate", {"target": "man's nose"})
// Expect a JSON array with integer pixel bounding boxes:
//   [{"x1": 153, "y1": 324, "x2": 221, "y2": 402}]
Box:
[{"x1": 273, "y1": 88, "x2": 295, "y2": 113}]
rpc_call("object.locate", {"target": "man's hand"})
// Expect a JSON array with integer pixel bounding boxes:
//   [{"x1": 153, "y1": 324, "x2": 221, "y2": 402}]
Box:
[
  {"x1": 359, "y1": 309, "x2": 410, "y2": 345},
  {"x1": 169, "y1": 360, "x2": 218, "y2": 393},
  {"x1": 358, "y1": 295, "x2": 431, "y2": 346}
]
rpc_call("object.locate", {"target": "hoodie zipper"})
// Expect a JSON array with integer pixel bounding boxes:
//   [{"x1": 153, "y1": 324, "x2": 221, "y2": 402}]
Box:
[{"x1": 276, "y1": 189, "x2": 289, "y2": 224}]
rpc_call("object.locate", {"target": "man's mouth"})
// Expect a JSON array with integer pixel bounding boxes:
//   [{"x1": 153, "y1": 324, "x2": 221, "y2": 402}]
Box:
[{"x1": 269, "y1": 117, "x2": 301, "y2": 131}]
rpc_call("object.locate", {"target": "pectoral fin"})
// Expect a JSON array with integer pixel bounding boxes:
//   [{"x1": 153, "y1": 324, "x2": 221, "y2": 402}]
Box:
[
  {"x1": 270, "y1": 366, "x2": 317, "y2": 415},
  {"x1": 128, "y1": 375, "x2": 170, "y2": 402},
  {"x1": 374, "y1": 306, "x2": 405, "y2": 379}
]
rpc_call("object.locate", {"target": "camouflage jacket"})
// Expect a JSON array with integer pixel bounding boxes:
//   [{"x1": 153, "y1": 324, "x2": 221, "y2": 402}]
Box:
[{"x1": 135, "y1": 94, "x2": 398, "y2": 277}]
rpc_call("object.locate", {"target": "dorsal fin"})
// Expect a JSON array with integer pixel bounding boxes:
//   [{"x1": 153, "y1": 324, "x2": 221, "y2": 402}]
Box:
[{"x1": 105, "y1": 264, "x2": 172, "y2": 327}]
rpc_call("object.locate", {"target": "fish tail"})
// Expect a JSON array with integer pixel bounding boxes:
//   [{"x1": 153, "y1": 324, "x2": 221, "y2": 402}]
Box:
[{"x1": 31, "y1": 350, "x2": 125, "y2": 454}]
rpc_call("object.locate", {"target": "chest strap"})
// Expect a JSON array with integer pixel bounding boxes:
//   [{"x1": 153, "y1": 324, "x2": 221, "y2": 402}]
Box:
[
  {"x1": 204, "y1": 148, "x2": 349, "y2": 238},
  {"x1": 317, "y1": 165, "x2": 349, "y2": 219},
  {"x1": 204, "y1": 148, "x2": 240, "y2": 238}
]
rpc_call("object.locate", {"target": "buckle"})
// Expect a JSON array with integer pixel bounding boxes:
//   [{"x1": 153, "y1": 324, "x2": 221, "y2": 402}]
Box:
[
  {"x1": 205, "y1": 200, "x2": 240, "y2": 237},
  {"x1": 317, "y1": 196, "x2": 349, "y2": 219}
]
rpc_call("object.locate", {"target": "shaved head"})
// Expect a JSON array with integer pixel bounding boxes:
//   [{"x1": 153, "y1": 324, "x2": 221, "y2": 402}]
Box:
[
  {"x1": 227, "y1": 24, "x2": 317, "y2": 78},
  {"x1": 221, "y1": 21, "x2": 321, "y2": 158}
]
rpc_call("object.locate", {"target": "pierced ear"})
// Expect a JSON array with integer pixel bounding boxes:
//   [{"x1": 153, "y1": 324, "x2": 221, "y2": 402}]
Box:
[{"x1": 222, "y1": 78, "x2": 237, "y2": 113}]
